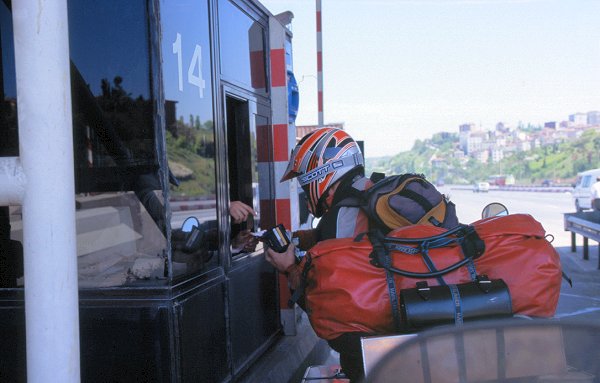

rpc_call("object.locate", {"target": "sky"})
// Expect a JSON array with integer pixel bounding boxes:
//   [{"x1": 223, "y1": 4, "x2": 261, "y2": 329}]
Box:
[{"x1": 260, "y1": 0, "x2": 600, "y2": 158}]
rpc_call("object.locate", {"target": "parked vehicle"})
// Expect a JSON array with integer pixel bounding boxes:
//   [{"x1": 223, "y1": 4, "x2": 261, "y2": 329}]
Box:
[
  {"x1": 572, "y1": 168, "x2": 600, "y2": 212},
  {"x1": 473, "y1": 181, "x2": 490, "y2": 193}
]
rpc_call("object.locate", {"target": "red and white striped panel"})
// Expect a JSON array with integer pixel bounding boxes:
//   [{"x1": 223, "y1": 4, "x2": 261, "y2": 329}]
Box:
[
  {"x1": 267, "y1": 17, "x2": 299, "y2": 313},
  {"x1": 263, "y1": 17, "x2": 296, "y2": 231}
]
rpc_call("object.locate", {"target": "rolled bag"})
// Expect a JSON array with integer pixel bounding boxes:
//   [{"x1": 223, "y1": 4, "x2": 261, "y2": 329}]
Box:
[{"x1": 301, "y1": 213, "x2": 562, "y2": 341}]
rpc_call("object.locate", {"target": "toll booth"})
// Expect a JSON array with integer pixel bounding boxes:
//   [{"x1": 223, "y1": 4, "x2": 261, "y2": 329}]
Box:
[{"x1": 0, "y1": 0, "x2": 301, "y2": 381}]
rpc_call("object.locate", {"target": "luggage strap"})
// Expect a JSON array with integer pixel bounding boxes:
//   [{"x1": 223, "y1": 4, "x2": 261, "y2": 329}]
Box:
[
  {"x1": 370, "y1": 230, "x2": 402, "y2": 332},
  {"x1": 369, "y1": 225, "x2": 485, "y2": 279},
  {"x1": 288, "y1": 254, "x2": 313, "y2": 308}
]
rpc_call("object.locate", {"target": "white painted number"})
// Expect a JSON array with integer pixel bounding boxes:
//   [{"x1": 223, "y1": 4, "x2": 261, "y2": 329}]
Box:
[
  {"x1": 172, "y1": 33, "x2": 183, "y2": 91},
  {"x1": 172, "y1": 33, "x2": 206, "y2": 98},
  {"x1": 188, "y1": 45, "x2": 206, "y2": 98}
]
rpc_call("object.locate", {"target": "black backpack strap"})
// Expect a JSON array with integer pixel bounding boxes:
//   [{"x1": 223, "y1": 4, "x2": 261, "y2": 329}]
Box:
[
  {"x1": 370, "y1": 172, "x2": 386, "y2": 183},
  {"x1": 398, "y1": 188, "x2": 434, "y2": 212}
]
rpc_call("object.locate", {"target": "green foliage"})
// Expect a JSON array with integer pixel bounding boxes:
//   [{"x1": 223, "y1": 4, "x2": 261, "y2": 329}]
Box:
[
  {"x1": 166, "y1": 119, "x2": 216, "y2": 198},
  {"x1": 366, "y1": 129, "x2": 600, "y2": 185}
]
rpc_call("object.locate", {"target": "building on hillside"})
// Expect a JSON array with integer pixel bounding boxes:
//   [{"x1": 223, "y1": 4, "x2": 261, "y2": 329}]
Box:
[
  {"x1": 569, "y1": 113, "x2": 587, "y2": 126},
  {"x1": 466, "y1": 132, "x2": 485, "y2": 155},
  {"x1": 496, "y1": 122, "x2": 510, "y2": 133},
  {"x1": 459, "y1": 123, "x2": 475, "y2": 153},
  {"x1": 490, "y1": 148, "x2": 504, "y2": 163},
  {"x1": 587, "y1": 111, "x2": 600, "y2": 126},
  {"x1": 474, "y1": 149, "x2": 489, "y2": 164}
]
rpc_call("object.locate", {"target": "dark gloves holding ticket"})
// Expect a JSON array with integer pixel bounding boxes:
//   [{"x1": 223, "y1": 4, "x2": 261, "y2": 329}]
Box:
[{"x1": 259, "y1": 224, "x2": 291, "y2": 253}]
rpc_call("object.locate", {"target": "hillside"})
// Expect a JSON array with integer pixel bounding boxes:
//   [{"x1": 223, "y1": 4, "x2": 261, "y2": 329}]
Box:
[{"x1": 366, "y1": 129, "x2": 600, "y2": 185}]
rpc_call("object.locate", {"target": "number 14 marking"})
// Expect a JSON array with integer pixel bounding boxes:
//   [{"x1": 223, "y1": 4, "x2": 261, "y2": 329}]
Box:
[{"x1": 172, "y1": 33, "x2": 206, "y2": 98}]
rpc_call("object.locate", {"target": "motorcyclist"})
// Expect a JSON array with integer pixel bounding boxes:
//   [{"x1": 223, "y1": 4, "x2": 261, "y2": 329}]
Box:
[{"x1": 264, "y1": 127, "x2": 371, "y2": 382}]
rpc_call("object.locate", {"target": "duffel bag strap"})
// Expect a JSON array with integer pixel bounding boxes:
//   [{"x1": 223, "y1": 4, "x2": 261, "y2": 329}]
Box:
[
  {"x1": 288, "y1": 254, "x2": 313, "y2": 308},
  {"x1": 371, "y1": 226, "x2": 485, "y2": 279},
  {"x1": 383, "y1": 223, "x2": 471, "y2": 245},
  {"x1": 369, "y1": 230, "x2": 402, "y2": 332}
]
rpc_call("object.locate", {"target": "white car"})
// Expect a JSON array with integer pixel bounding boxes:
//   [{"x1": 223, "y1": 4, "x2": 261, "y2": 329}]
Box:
[
  {"x1": 473, "y1": 182, "x2": 490, "y2": 193},
  {"x1": 572, "y1": 168, "x2": 600, "y2": 211}
]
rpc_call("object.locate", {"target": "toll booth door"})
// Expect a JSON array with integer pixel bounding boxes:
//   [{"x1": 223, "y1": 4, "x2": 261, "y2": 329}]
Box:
[{"x1": 224, "y1": 92, "x2": 279, "y2": 376}]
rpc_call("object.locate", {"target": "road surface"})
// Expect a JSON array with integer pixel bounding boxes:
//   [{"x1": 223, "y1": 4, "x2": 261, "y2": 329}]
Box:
[
  {"x1": 442, "y1": 186, "x2": 600, "y2": 323},
  {"x1": 442, "y1": 186, "x2": 573, "y2": 247}
]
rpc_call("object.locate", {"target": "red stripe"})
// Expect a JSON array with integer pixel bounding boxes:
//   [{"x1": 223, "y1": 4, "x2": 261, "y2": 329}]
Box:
[
  {"x1": 275, "y1": 198, "x2": 291, "y2": 228},
  {"x1": 273, "y1": 124, "x2": 289, "y2": 162},
  {"x1": 318, "y1": 91, "x2": 323, "y2": 112},
  {"x1": 270, "y1": 48, "x2": 286, "y2": 87},
  {"x1": 317, "y1": 52, "x2": 322, "y2": 72},
  {"x1": 316, "y1": 11, "x2": 321, "y2": 32}
]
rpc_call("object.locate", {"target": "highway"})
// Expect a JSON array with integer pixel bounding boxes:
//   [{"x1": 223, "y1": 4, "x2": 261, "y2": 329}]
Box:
[
  {"x1": 441, "y1": 186, "x2": 574, "y2": 247},
  {"x1": 441, "y1": 186, "x2": 600, "y2": 323}
]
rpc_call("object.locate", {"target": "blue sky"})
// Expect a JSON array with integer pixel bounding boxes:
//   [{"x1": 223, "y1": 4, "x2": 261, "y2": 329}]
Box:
[{"x1": 261, "y1": 0, "x2": 600, "y2": 157}]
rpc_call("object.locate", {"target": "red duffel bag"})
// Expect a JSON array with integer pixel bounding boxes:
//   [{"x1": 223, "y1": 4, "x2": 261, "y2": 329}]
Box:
[{"x1": 300, "y1": 214, "x2": 562, "y2": 341}]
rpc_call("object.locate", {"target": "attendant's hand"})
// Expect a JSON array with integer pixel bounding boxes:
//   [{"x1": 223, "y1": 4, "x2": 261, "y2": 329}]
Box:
[
  {"x1": 229, "y1": 201, "x2": 256, "y2": 224},
  {"x1": 231, "y1": 229, "x2": 259, "y2": 253}
]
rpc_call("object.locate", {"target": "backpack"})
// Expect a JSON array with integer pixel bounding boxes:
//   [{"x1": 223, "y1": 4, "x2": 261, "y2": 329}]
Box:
[{"x1": 338, "y1": 172, "x2": 459, "y2": 233}]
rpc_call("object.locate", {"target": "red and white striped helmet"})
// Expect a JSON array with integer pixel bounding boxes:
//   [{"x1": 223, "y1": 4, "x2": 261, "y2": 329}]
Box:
[{"x1": 281, "y1": 128, "x2": 364, "y2": 217}]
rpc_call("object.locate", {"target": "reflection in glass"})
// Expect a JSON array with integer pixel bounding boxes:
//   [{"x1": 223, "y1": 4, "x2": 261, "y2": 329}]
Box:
[
  {"x1": 0, "y1": 1, "x2": 18, "y2": 156},
  {"x1": 161, "y1": 0, "x2": 219, "y2": 278},
  {"x1": 218, "y1": 0, "x2": 267, "y2": 95},
  {"x1": 67, "y1": 0, "x2": 167, "y2": 287}
]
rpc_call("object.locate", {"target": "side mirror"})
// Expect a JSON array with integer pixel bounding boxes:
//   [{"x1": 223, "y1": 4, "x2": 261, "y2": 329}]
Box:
[
  {"x1": 181, "y1": 217, "x2": 200, "y2": 233},
  {"x1": 482, "y1": 203, "x2": 509, "y2": 219}
]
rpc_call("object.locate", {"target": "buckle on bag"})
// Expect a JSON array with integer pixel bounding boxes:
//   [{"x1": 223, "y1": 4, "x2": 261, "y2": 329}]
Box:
[
  {"x1": 416, "y1": 281, "x2": 431, "y2": 300},
  {"x1": 476, "y1": 274, "x2": 492, "y2": 293}
]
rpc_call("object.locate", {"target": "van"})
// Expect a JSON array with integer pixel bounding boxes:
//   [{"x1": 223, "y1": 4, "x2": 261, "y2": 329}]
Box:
[
  {"x1": 473, "y1": 181, "x2": 490, "y2": 193},
  {"x1": 572, "y1": 168, "x2": 600, "y2": 211}
]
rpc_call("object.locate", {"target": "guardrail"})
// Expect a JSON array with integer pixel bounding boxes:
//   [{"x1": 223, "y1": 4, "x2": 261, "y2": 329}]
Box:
[
  {"x1": 564, "y1": 211, "x2": 600, "y2": 269},
  {"x1": 450, "y1": 185, "x2": 573, "y2": 193}
]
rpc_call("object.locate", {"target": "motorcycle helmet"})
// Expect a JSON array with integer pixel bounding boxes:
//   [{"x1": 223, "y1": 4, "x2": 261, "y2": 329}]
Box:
[{"x1": 281, "y1": 128, "x2": 364, "y2": 217}]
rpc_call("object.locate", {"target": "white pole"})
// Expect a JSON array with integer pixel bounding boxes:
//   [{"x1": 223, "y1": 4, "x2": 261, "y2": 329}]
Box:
[
  {"x1": 316, "y1": 0, "x2": 324, "y2": 127},
  {"x1": 12, "y1": 0, "x2": 81, "y2": 382}
]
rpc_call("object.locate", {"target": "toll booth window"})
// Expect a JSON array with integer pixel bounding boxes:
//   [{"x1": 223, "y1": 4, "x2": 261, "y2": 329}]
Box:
[
  {"x1": 218, "y1": 0, "x2": 267, "y2": 95},
  {"x1": 226, "y1": 96, "x2": 266, "y2": 258},
  {"x1": 0, "y1": 1, "x2": 18, "y2": 157},
  {"x1": 66, "y1": 0, "x2": 168, "y2": 288},
  {"x1": 0, "y1": 4, "x2": 22, "y2": 288},
  {"x1": 161, "y1": 0, "x2": 219, "y2": 278}
]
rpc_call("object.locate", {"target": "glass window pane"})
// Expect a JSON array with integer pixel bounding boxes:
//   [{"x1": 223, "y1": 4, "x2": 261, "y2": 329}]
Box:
[
  {"x1": 0, "y1": 1, "x2": 18, "y2": 157},
  {"x1": 218, "y1": 0, "x2": 267, "y2": 95},
  {"x1": 68, "y1": 0, "x2": 168, "y2": 287},
  {"x1": 161, "y1": 0, "x2": 219, "y2": 278}
]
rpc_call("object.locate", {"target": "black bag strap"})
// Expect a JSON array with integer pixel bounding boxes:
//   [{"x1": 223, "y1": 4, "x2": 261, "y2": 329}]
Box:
[
  {"x1": 369, "y1": 230, "x2": 402, "y2": 332},
  {"x1": 370, "y1": 172, "x2": 386, "y2": 183},
  {"x1": 369, "y1": 225, "x2": 485, "y2": 279},
  {"x1": 417, "y1": 244, "x2": 447, "y2": 286},
  {"x1": 288, "y1": 253, "x2": 313, "y2": 308}
]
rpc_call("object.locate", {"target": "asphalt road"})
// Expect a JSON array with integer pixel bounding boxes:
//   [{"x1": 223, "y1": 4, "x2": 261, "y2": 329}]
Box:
[
  {"x1": 441, "y1": 186, "x2": 573, "y2": 246},
  {"x1": 441, "y1": 186, "x2": 600, "y2": 323}
]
